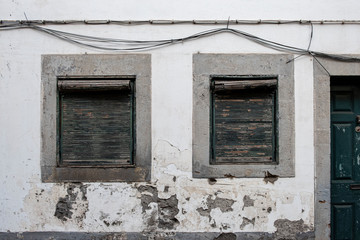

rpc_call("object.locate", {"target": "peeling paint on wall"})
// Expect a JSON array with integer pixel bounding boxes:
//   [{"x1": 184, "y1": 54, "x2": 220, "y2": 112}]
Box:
[
  {"x1": 138, "y1": 185, "x2": 180, "y2": 230},
  {"x1": 196, "y1": 194, "x2": 235, "y2": 223},
  {"x1": 240, "y1": 217, "x2": 255, "y2": 230},
  {"x1": 18, "y1": 157, "x2": 313, "y2": 235},
  {"x1": 274, "y1": 218, "x2": 313, "y2": 239},
  {"x1": 263, "y1": 171, "x2": 279, "y2": 184},
  {"x1": 54, "y1": 184, "x2": 88, "y2": 223},
  {"x1": 242, "y1": 195, "x2": 254, "y2": 210}
]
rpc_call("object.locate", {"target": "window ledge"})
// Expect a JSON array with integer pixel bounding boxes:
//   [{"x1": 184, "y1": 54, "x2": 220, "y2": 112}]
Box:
[{"x1": 41, "y1": 166, "x2": 149, "y2": 182}]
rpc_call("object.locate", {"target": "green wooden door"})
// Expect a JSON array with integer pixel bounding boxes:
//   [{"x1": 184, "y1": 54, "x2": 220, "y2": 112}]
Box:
[{"x1": 331, "y1": 81, "x2": 360, "y2": 240}]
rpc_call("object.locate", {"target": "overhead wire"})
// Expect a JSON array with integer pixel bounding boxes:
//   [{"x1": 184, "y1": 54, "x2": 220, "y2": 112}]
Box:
[
  {"x1": 1, "y1": 22, "x2": 360, "y2": 62},
  {"x1": 2, "y1": 19, "x2": 360, "y2": 25},
  {"x1": 287, "y1": 23, "x2": 313, "y2": 64}
]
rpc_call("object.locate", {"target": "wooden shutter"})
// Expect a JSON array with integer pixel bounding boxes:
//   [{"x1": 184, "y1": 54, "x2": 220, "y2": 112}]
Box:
[
  {"x1": 211, "y1": 78, "x2": 277, "y2": 164},
  {"x1": 58, "y1": 78, "x2": 134, "y2": 167}
]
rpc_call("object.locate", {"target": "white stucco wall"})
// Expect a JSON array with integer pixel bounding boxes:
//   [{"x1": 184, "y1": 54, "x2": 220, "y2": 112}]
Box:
[{"x1": 0, "y1": 0, "x2": 359, "y2": 236}]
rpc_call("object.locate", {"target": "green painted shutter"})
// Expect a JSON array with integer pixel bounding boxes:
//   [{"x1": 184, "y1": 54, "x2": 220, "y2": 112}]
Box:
[
  {"x1": 58, "y1": 78, "x2": 134, "y2": 167},
  {"x1": 211, "y1": 78, "x2": 277, "y2": 164}
]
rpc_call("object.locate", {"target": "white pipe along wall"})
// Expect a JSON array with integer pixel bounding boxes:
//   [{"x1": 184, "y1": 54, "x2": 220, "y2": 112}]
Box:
[{"x1": 1, "y1": 0, "x2": 360, "y2": 239}]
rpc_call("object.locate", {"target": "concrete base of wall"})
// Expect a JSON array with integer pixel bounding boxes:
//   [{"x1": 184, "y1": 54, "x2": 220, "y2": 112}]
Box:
[{"x1": 0, "y1": 231, "x2": 315, "y2": 240}]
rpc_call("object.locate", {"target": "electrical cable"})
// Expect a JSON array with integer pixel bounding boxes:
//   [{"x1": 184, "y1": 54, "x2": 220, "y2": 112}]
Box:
[
  {"x1": 1, "y1": 23, "x2": 360, "y2": 62},
  {"x1": 2, "y1": 19, "x2": 360, "y2": 25}
]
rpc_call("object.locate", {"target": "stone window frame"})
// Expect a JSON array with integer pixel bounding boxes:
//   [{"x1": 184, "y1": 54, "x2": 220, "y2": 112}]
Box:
[
  {"x1": 193, "y1": 54, "x2": 295, "y2": 178},
  {"x1": 41, "y1": 54, "x2": 151, "y2": 182},
  {"x1": 314, "y1": 56, "x2": 360, "y2": 239}
]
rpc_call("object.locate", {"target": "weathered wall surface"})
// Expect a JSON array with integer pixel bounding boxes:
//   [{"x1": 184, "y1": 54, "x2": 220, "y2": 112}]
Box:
[{"x1": 0, "y1": 0, "x2": 359, "y2": 238}]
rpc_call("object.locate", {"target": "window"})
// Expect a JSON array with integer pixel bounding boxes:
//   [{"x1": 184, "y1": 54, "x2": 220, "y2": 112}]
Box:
[
  {"x1": 57, "y1": 77, "x2": 135, "y2": 167},
  {"x1": 41, "y1": 54, "x2": 151, "y2": 182},
  {"x1": 193, "y1": 54, "x2": 295, "y2": 178},
  {"x1": 210, "y1": 77, "x2": 277, "y2": 165}
]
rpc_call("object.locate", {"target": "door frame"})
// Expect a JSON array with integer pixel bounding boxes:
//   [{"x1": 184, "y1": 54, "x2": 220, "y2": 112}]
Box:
[{"x1": 314, "y1": 56, "x2": 360, "y2": 239}]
